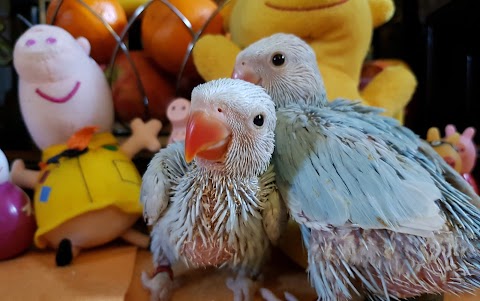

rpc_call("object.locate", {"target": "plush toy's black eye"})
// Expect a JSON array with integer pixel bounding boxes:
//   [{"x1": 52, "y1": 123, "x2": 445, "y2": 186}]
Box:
[
  {"x1": 271, "y1": 53, "x2": 285, "y2": 66},
  {"x1": 253, "y1": 114, "x2": 264, "y2": 127}
]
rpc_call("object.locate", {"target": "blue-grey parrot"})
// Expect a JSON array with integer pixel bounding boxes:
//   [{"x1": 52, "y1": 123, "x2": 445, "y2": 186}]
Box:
[
  {"x1": 140, "y1": 78, "x2": 286, "y2": 301},
  {"x1": 232, "y1": 33, "x2": 480, "y2": 301}
]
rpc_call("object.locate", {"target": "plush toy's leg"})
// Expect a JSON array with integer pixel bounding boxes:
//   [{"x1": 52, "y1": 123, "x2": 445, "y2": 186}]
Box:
[
  {"x1": 121, "y1": 228, "x2": 150, "y2": 249},
  {"x1": 55, "y1": 238, "x2": 80, "y2": 267},
  {"x1": 226, "y1": 271, "x2": 260, "y2": 301}
]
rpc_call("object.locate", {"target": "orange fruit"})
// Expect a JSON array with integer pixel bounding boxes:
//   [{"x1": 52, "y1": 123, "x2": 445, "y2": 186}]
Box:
[
  {"x1": 46, "y1": 0, "x2": 128, "y2": 65},
  {"x1": 141, "y1": 0, "x2": 224, "y2": 76},
  {"x1": 111, "y1": 50, "x2": 176, "y2": 124}
]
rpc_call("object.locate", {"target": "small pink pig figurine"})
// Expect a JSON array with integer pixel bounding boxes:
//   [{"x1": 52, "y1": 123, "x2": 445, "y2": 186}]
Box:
[
  {"x1": 166, "y1": 97, "x2": 190, "y2": 145},
  {"x1": 445, "y1": 125, "x2": 478, "y2": 194},
  {"x1": 0, "y1": 149, "x2": 36, "y2": 260},
  {"x1": 11, "y1": 24, "x2": 162, "y2": 266}
]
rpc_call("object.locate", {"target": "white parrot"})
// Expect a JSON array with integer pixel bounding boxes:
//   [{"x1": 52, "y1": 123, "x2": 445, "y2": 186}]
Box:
[{"x1": 140, "y1": 78, "x2": 286, "y2": 301}]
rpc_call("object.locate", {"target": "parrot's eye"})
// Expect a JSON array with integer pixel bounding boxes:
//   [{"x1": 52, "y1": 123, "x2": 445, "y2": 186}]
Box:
[
  {"x1": 253, "y1": 114, "x2": 264, "y2": 127},
  {"x1": 271, "y1": 53, "x2": 285, "y2": 66}
]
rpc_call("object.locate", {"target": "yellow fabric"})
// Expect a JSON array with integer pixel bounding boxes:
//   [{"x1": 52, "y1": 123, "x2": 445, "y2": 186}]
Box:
[
  {"x1": 34, "y1": 132, "x2": 142, "y2": 248},
  {"x1": 192, "y1": 0, "x2": 417, "y2": 123},
  {"x1": 368, "y1": 0, "x2": 395, "y2": 28}
]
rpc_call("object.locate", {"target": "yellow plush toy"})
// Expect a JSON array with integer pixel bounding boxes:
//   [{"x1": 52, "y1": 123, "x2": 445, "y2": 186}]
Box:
[
  {"x1": 426, "y1": 127, "x2": 463, "y2": 174},
  {"x1": 193, "y1": 0, "x2": 417, "y2": 122}
]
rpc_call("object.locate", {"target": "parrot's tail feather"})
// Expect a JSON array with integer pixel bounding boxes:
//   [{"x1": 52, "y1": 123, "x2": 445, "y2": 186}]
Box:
[{"x1": 418, "y1": 146, "x2": 480, "y2": 240}]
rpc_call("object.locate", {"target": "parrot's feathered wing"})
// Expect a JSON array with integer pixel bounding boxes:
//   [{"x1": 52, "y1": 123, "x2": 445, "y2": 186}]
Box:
[
  {"x1": 140, "y1": 141, "x2": 192, "y2": 226},
  {"x1": 274, "y1": 99, "x2": 480, "y2": 238},
  {"x1": 259, "y1": 164, "x2": 287, "y2": 244},
  {"x1": 276, "y1": 98, "x2": 480, "y2": 300}
]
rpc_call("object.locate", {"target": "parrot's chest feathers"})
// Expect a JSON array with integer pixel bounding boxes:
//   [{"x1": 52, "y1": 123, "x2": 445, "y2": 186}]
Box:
[{"x1": 172, "y1": 172, "x2": 264, "y2": 267}]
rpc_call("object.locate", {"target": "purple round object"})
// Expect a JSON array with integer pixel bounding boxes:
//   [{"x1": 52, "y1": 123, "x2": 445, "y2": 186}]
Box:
[{"x1": 0, "y1": 182, "x2": 37, "y2": 260}]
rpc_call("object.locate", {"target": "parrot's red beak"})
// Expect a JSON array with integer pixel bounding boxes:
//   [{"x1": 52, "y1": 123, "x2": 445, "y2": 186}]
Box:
[
  {"x1": 184, "y1": 111, "x2": 231, "y2": 163},
  {"x1": 231, "y1": 64, "x2": 261, "y2": 85}
]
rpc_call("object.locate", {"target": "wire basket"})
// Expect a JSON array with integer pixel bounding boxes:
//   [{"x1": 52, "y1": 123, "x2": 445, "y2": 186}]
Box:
[{"x1": 39, "y1": 0, "x2": 229, "y2": 132}]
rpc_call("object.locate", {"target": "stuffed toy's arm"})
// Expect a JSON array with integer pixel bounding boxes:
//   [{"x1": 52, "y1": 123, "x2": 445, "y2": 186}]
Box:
[
  {"x1": 10, "y1": 159, "x2": 39, "y2": 189},
  {"x1": 120, "y1": 118, "x2": 162, "y2": 159},
  {"x1": 368, "y1": 0, "x2": 395, "y2": 28},
  {"x1": 192, "y1": 34, "x2": 241, "y2": 81},
  {"x1": 360, "y1": 63, "x2": 417, "y2": 120}
]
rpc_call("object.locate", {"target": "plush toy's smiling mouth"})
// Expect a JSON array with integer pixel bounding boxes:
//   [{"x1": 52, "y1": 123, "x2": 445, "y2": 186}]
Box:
[
  {"x1": 35, "y1": 81, "x2": 81, "y2": 104},
  {"x1": 265, "y1": 0, "x2": 348, "y2": 11}
]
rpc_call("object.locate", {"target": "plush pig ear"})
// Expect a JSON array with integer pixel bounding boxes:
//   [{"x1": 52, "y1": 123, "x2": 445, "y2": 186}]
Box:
[
  {"x1": 76, "y1": 37, "x2": 91, "y2": 56},
  {"x1": 462, "y1": 127, "x2": 476, "y2": 139},
  {"x1": 445, "y1": 124, "x2": 457, "y2": 137}
]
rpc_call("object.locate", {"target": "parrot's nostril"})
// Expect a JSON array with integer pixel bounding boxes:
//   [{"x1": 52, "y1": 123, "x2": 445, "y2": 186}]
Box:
[
  {"x1": 25, "y1": 39, "x2": 36, "y2": 47},
  {"x1": 241, "y1": 62, "x2": 245, "y2": 66},
  {"x1": 217, "y1": 108, "x2": 223, "y2": 113},
  {"x1": 46, "y1": 37, "x2": 57, "y2": 44}
]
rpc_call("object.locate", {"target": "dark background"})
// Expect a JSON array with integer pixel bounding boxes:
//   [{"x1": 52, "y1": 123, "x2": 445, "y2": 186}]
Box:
[{"x1": 372, "y1": 0, "x2": 480, "y2": 145}]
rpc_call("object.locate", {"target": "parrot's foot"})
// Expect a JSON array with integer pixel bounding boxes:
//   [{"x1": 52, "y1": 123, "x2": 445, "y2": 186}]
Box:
[
  {"x1": 259, "y1": 288, "x2": 299, "y2": 301},
  {"x1": 226, "y1": 274, "x2": 259, "y2": 301},
  {"x1": 141, "y1": 267, "x2": 174, "y2": 301},
  {"x1": 55, "y1": 239, "x2": 80, "y2": 266}
]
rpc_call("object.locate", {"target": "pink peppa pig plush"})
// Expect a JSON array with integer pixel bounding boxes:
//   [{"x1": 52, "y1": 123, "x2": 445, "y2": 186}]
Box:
[
  {"x1": 0, "y1": 149, "x2": 36, "y2": 260},
  {"x1": 11, "y1": 24, "x2": 162, "y2": 266},
  {"x1": 445, "y1": 125, "x2": 478, "y2": 194},
  {"x1": 166, "y1": 97, "x2": 190, "y2": 145}
]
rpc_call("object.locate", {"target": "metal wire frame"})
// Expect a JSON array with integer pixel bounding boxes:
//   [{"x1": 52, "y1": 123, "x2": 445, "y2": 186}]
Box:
[{"x1": 45, "y1": 0, "x2": 230, "y2": 121}]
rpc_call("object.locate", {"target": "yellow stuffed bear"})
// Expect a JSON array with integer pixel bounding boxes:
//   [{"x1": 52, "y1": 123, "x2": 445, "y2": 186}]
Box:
[{"x1": 193, "y1": 0, "x2": 417, "y2": 123}]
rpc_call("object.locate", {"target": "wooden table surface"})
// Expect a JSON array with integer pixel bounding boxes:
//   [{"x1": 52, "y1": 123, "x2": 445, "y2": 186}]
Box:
[
  {"x1": 128, "y1": 248, "x2": 480, "y2": 301},
  {"x1": 1, "y1": 243, "x2": 479, "y2": 301}
]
